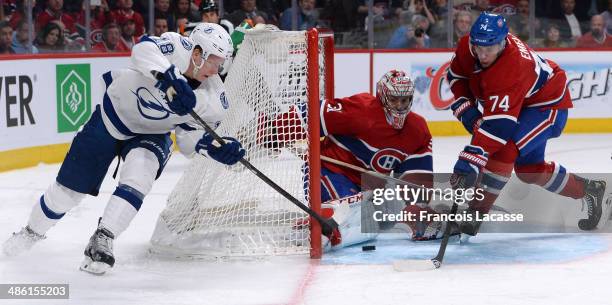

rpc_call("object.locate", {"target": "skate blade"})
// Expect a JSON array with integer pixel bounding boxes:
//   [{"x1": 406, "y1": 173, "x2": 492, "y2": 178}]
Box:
[{"x1": 79, "y1": 257, "x2": 111, "y2": 275}]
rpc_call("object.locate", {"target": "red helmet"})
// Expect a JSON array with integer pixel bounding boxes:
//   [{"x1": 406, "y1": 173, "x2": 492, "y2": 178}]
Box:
[{"x1": 376, "y1": 69, "x2": 415, "y2": 129}]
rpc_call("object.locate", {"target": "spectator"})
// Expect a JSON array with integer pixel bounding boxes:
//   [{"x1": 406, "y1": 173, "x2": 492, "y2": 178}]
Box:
[
  {"x1": 576, "y1": 14, "x2": 612, "y2": 47},
  {"x1": 36, "y1": 0, "x2": 77, "y2": 35},
  {"x1": 92, "y1": 23, "x2": 129, "y2": 52},
  {"x1": 555, "y1": 0, "x2": 589, "y2": 44},
  {"x1": 111, "y1": 0, "x2": 145, "y2": 37},
  {"x1": 365, "y1": 0, "x2": 397, "y2": 48},
  {"x1": 453, "y1": 10, "x2": 472, "y2": 46},
  {"x1": 507, "y1": 0, "x2": 539, "y2": 41},
  {"x1": 153, "y1": 14, "x2": 169, "y2": 36},
  {"x1": 0, "y1": 21, "x2": 16, "y2": 54},
  {"x1": 320, "y1": 0, "x2": 361, "y2": 32},
  {"x1": 117, "y1": 15, "x2": 140, "y2": 50},
  {"x1": 387, "y1": 13, "x2": 431, "y2": 48},
  {"x1": 226, "y1": 0, "x2": 269, "y2": 27},
  {"x1": 536, "y1": 23, "x2": 569, "y2": 47},
  {"x1": 12, "y1": 20, "x2": 39, "y2": 53},
  {"x1": 173, "y1": 0, "x2": 199, "y2": 24},
  {"x1": 430, "y1": 0, "x2": 449, "y2": 22},
  {"x1": 199, "y1": 0, "x2": 234, "y2": 34},
  {"x1": 279, "y1": 0, "x2": 320, "y2": 30},
  {"x1": 255, "y1": 0, "x2": 284, "y2": 25},
  {"x1": 252, "y1": 14, "x2": 267, "y2": 25},
  {"x1": 9, "y1": 0, "x2": 40, "y2": 29},
  {"x1": 75, "y1": 0, "x2": 109, "y2": 46},
  {"x1": 602, "y1": 0, "x2": 612, "y2": 35},
  {"x1": 35, "y1": 21, "x2": 66, "y2": 52},
  {"x1": 404, "y1": 0, "x2": 436, "y2": 25},
  {"x1": 469, "y1": 0, "x2": 494, "y2": 21},
  {"x1": 149, "y1": 0, "x2": 176, "y2": 31}
]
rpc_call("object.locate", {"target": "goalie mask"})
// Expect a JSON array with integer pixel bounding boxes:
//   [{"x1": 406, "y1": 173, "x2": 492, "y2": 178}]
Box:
[
  {"x1": 376, "y1": 69, "x2": 415, "y2": 129},
  {"x1": 189, "y1": 23, "x2": 234, "y2": 74}
]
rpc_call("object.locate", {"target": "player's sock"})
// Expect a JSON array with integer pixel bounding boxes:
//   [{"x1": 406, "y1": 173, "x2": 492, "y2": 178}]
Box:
[
  {"x1": 27, "y1": 182, "x2": 85, "y2": 236},
  {"x1": 460, "y1": 170, "x2": 510, "y2": 236},
  {"x1": 99, "y1": 148, "x2": 157, "y2": 237},
  {"x1": 99, "y1": 184, "x2": 144, "y2": 237},
  {"x1": 516, "y1": 162, "x2": 586, "y2": 199}
]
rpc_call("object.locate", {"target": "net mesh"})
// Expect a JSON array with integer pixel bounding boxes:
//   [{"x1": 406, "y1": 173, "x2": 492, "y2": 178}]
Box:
[{"x1": 150, "y1": 29, "x2": 328, "y2": 258}]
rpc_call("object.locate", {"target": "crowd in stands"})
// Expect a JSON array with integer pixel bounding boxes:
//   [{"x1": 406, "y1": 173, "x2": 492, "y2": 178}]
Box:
[{"x1": 0, "y1": 0, "x2": 610, "y2": 55}]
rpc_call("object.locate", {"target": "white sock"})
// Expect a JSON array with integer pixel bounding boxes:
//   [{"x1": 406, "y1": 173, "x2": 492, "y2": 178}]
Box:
[{"x1": 28, "y1": 182, "x2": 84, "y2": 235}]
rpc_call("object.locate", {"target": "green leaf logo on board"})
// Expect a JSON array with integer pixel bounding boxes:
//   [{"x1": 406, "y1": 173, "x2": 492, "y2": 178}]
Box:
[{"x1": 56, "y1": 64, "x2": 91, "y2": 133}]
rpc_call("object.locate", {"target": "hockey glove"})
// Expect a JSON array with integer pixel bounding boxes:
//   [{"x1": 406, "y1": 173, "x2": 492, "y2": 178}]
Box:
[
  {"x1": 196, "y1": 133, "x2": 246, "y2": 165},
  {"x1": 155, "y1": 65, "x2": 196, "y2": 116},
  {"x1": 450, "y1": 97, "x2": 483, "y2": 134},
  {"x1": 450, "y1": 145, "x2": 488, "y2": 189}
]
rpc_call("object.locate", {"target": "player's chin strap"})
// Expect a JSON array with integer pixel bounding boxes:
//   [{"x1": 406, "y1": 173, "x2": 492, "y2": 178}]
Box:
[{"x1": 192, "y1": 56, "x2": 205, "y2": 76}]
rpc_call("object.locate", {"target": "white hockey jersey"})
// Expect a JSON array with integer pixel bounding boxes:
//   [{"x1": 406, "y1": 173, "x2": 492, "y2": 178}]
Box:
[{"x1": 99, "y1": 32, "x2": 228, "y2": 156}]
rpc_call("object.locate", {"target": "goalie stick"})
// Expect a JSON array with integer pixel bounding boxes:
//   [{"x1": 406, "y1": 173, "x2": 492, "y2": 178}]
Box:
[
  {"x1": 320, "y1": 155, "x2": 423, "y2": 189},
  {"x1": 151, "y1": 71, "x2": 339, "y2": 239}
]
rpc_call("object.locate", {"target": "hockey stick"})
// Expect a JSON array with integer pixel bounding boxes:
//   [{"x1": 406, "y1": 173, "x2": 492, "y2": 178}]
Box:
[
  {"x1": 152, "y1": 71, "x2": 339, "y2": 238},
  {"x1": 320, "y1": 155, "x2": 423, "y2": 189},
  {"x1": 392, "y1": 198, "x2": 459, "y2": 272}
]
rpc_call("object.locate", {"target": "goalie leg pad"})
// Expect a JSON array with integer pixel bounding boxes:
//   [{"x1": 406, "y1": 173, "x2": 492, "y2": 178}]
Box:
[
  {"x1": 321, "y1": 193, "x2": 378, "y2": 250},
  {"x1": 27, "y1": 182, "x2": 85, "y2": 235},
  {"x1": 100, "y1": 148, "x2": 158, "y2": 237}
]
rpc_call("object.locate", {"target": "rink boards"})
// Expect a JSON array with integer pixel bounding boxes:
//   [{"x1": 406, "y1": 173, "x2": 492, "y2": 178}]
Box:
[{"x1": 0, "y1": 50, "x2": 610, "y2": 172}]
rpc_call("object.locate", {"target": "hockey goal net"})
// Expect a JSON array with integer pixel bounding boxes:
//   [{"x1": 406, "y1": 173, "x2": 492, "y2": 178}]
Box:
[{"x1": 150, "y1": 28, "x2": 334, "y2": 259}]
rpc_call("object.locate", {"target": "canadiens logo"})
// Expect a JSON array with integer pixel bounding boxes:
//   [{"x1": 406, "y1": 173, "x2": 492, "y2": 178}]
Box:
[
  {"x1": 133, "y1": 87, "x2": 173, "y2": 120},
  {"x1": 370, "y1": 148, "x2": 409, "y2": 173}
]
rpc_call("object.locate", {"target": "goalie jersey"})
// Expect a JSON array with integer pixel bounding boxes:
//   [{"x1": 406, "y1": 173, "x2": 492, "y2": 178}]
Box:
[
  {"x1": 99, "y1": 32, "x2": 229, "y2": 155},
  {"x1": 320, "y1": 93, "x2": 433, "y2": 188}
]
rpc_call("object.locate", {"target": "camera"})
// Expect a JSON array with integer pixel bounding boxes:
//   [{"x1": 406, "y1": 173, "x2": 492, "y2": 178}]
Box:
[{"x1": 415, "y1": 28, "x2": 424, "y2": 38}]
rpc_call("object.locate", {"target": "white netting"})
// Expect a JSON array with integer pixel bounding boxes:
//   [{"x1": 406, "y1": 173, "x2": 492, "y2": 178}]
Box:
[{"x1": 150, "y1": 29, "x2": 329, "y2": 258}]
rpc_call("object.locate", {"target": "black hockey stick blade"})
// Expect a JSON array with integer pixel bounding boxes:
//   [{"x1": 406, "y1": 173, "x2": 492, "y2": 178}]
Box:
[{"x1": 393, "y1": 199, "x2": 460, "y2": 272}]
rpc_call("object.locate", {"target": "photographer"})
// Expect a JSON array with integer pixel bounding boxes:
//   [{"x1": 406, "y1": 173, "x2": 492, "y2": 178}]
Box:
[{"x1": 387, "y1": 13, "x2": 431, "y2": 49}]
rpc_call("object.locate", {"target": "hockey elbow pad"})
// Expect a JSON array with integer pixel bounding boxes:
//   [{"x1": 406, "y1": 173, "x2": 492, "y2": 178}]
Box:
[{"x1": 450, "y1": 97, "x2": 482, "y2": 134}]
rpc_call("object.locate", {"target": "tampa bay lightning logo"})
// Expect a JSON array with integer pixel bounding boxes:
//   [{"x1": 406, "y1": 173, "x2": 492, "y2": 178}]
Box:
[
  {"x1": 370, "y1": 148, "x2": 409, "y2": 173},
  {"x1": 220, "y1": 92, "x2": 229, "y2": 109},
  {"x1": 180, "y1": 37, "x2": 193, "y2": 51},
  {"x1": 133, "y1": 87, "x2": 173, "y2": 120}
]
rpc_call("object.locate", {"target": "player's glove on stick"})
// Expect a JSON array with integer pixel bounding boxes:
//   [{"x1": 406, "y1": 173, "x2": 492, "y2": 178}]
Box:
[
  {"x1": 196, "y1": 133, "x2": 246, "y2": 165},
  {"x1": 451, "y1": 145, "x2": 488, "y2": 189},
  {"x1": 155, "y1": 65, "x2": 196, "y2": 116},
  {"x1": 450, "y1": 97, "x2": 483, "y2": 134}
]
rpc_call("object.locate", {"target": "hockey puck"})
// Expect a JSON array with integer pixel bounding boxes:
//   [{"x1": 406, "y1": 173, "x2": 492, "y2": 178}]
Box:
[{"x1": 362, "y1": 245, "x2": 376, "y2": 251}]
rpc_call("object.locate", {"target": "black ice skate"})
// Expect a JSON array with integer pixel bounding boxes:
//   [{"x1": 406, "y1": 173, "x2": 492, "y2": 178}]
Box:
[
  {"x1": 578, "y1": 179, "x2": 607, "y2": 231},
  {"x1": 80, "y1": 225, "x2": 115, "y2": 275}
]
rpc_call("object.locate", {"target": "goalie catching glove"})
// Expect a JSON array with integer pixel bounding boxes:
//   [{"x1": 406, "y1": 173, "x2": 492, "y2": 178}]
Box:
[
  {"x1": 155, "y1": 65, "x2": 196, "y2": 116},
  {"x1": 196, "y1": 133, "x2": 246, "y2": 165}
]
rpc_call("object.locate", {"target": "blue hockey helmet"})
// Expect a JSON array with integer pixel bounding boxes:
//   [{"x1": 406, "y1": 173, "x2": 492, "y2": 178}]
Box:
[{"x1": 470, "y1": 12, "x2": 508, "y2": 46}]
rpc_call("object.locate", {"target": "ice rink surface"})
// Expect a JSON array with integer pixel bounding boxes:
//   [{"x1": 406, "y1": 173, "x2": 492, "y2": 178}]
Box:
[{"x1": 1, "y1": 134, "x2": 612, "y2": 305}]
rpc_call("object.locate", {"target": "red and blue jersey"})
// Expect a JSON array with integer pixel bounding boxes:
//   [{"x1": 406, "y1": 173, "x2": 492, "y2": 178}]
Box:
[
  {"x1": 447, "y1": 34, "x2": 573, "y2": 155},
  {"x1": 320, "y1": 93, "x2": 433, "y2": 188}
]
